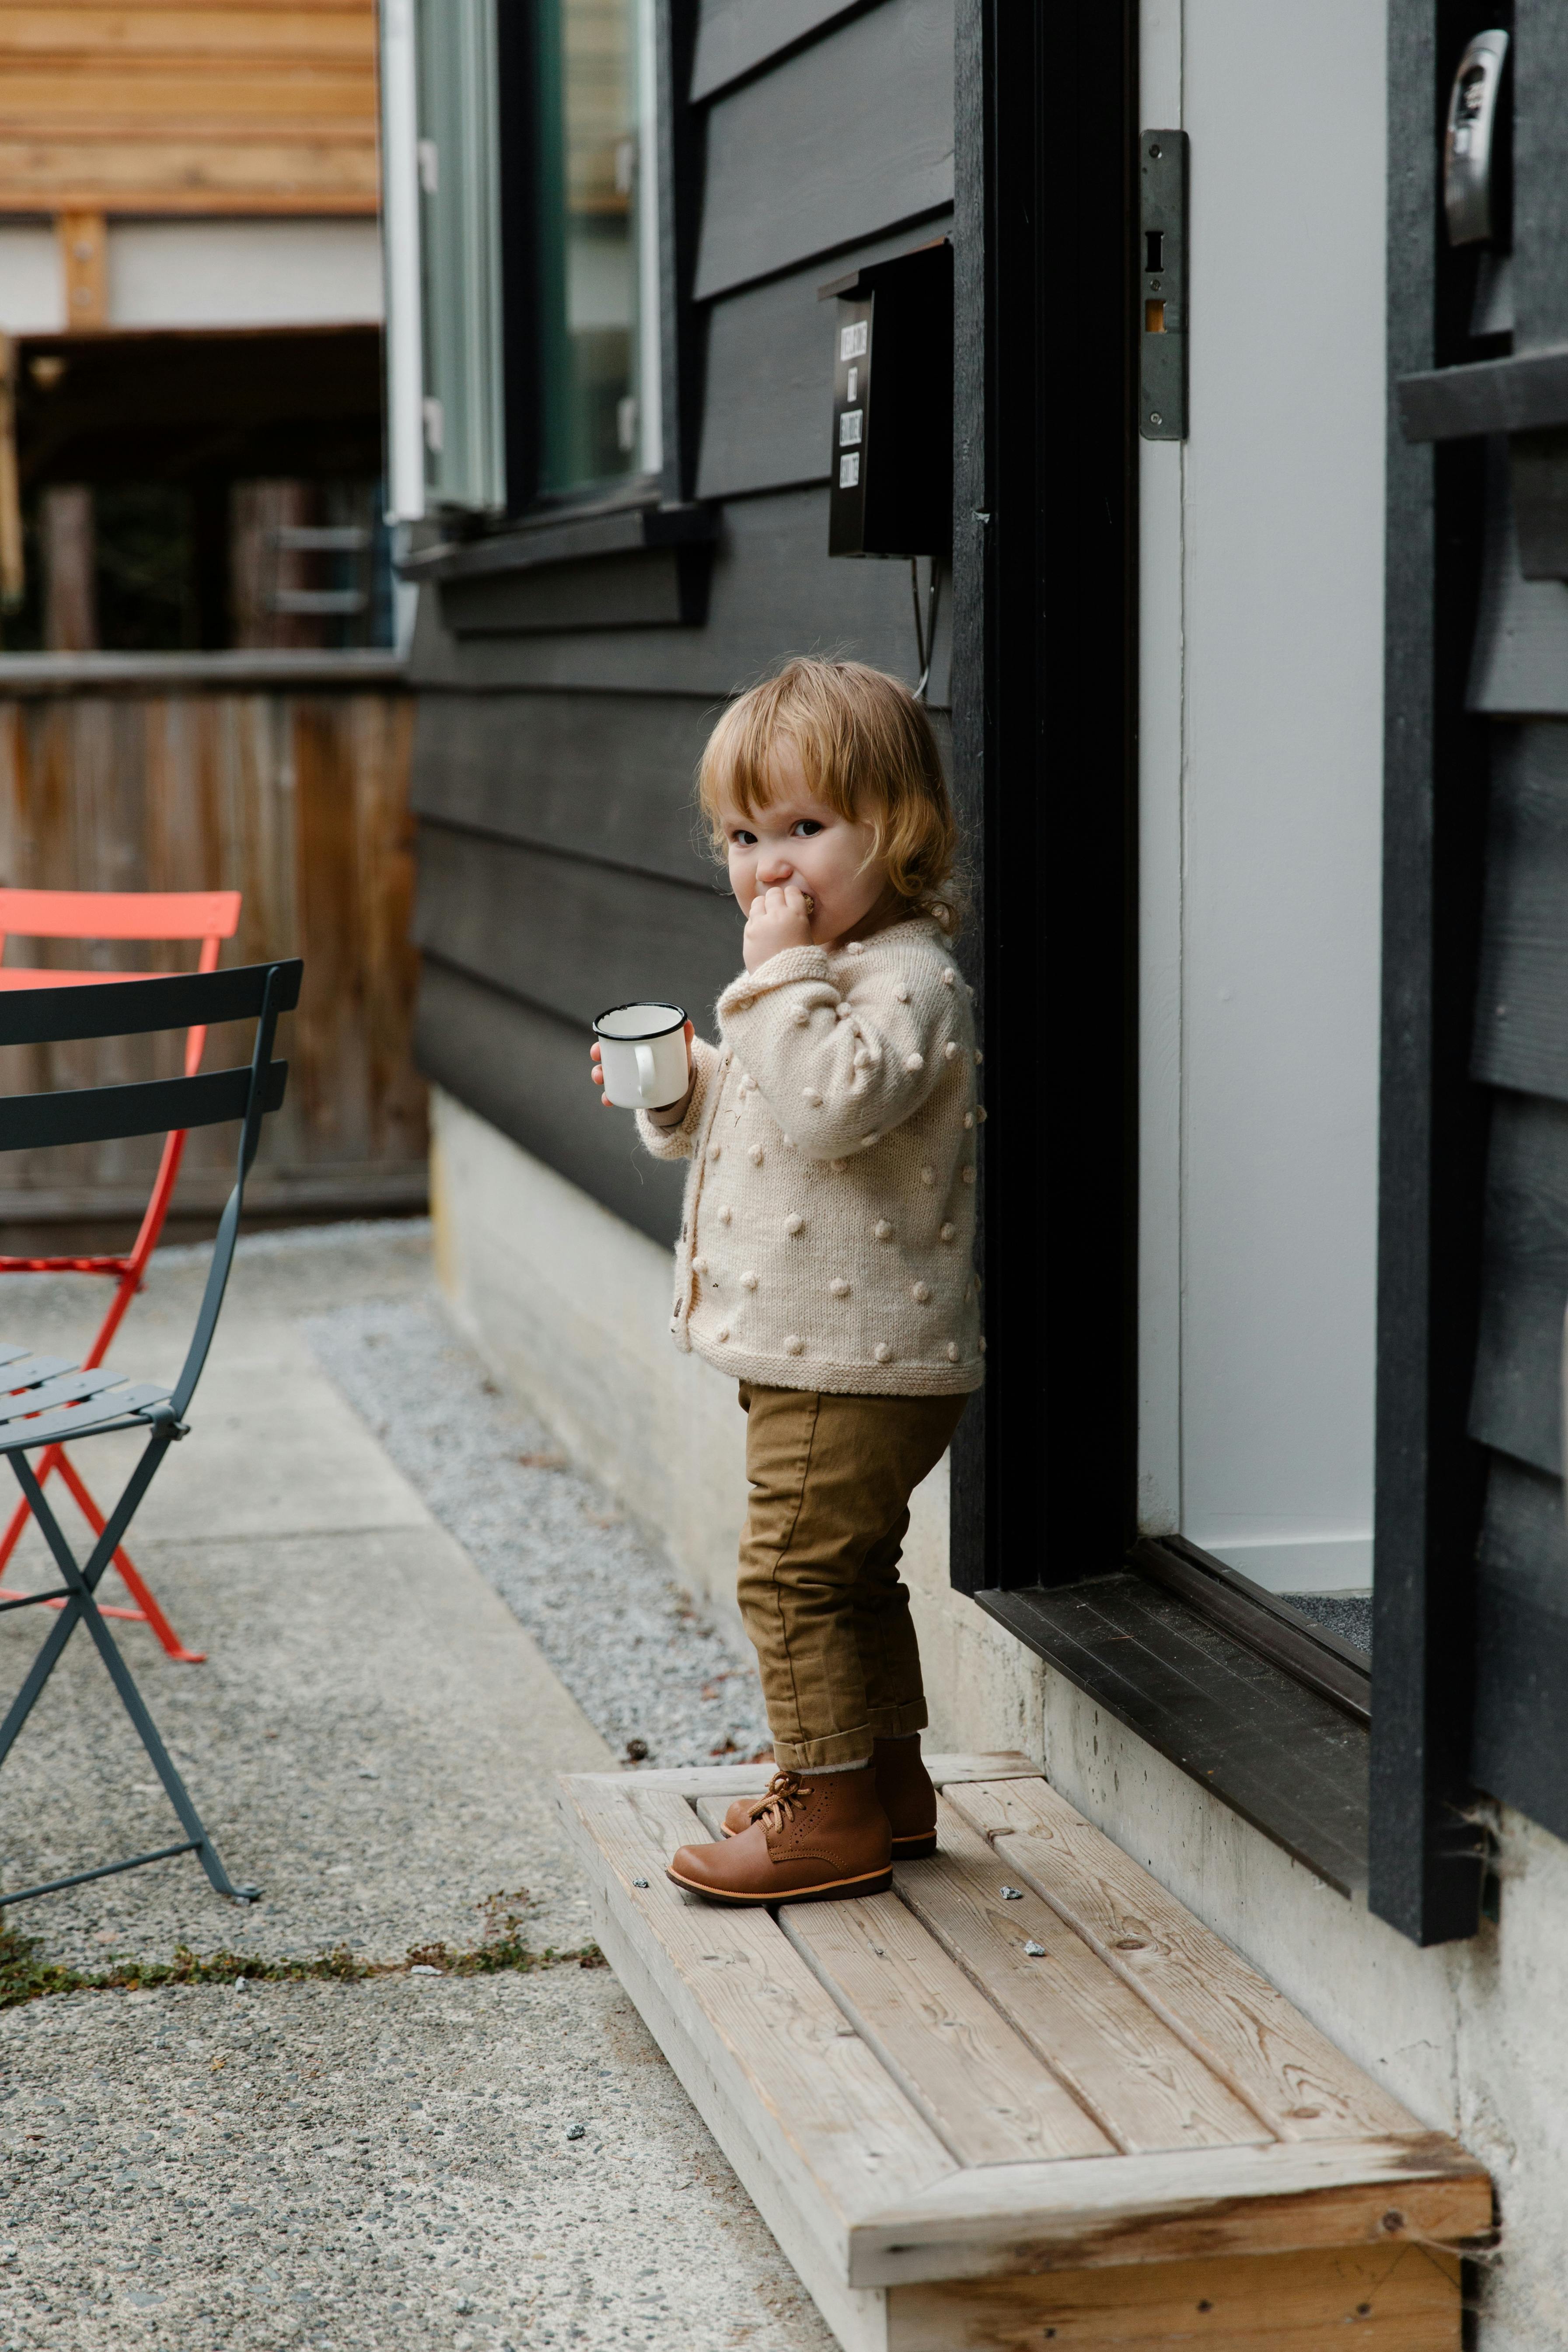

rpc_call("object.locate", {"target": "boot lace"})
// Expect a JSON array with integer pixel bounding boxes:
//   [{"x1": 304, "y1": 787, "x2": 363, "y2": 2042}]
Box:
[{"x1": 749, "y1": 1770, "x2": 812, "y2": 1832}]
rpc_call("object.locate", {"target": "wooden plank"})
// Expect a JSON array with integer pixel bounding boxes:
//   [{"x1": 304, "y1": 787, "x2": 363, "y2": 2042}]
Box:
[
  {"x1": 1471, "y1": 722, "x2": 1568, "y2": 1100},
  {"x1": 0, "y1": 10, "x2": 373, "y2": 60},
  {"x1": 0, "y1": 138, "x2": 377, "y2": 213},
  {"x1": 942, "y1": 1779, "x2": 1421, "y2": 2143},
  {"x1": 691, "y1": 0, "x2": 864, "y2": 102},
  {"x1": 696, "y1": 221, "x2": 953, "y2": 503},
  {"x1": 852, "y1": 2143, "x2": 1492, "y2": 2288},
  {"x1": 780, "y1": 1891, "x2": 1116, "y2": 2167},
  {"x1": 413, "y1": 823, "x2": 740, "y2": 1037},
  {"x1": 409, "y1": 690, "x2": 722, "y2": 889},
  {"x1": 692, "y1": 0, "x2": 953, "y2": 301},
  {"x1": 895, "y1": 1803, "x2": 1267, "y2": 2155},
  {"x1": 555, "y1": 1776, "x2": 953, "y2": 2298},
  {"x1": 974, "y1": 1580, "x2": 1369, "y2": 1896},
  {"x1": 407, "y1": 486, "x2": 951, "y2": 707},
  {"x1": 1469, "y1": 1091, "x2": 1568, "y2": 1475},
  {"x1": 886, "y1": 2242, "x2": 1461, "y2": 2352},
  {"x1": 413, "y1": 959, "x2": 687, "y2": 1248},
  {"x1": 574, "y1": 1838, "x2": 892, "y2": 2352}
]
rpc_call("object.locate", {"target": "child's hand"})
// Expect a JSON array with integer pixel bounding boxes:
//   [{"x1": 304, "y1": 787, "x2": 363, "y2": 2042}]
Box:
[
  {"x1": 743, "y1": 883, "x2": 816, "y2": 972},
  {"x1": 590, "y1": 1022, "x2": 696, "y2": 1122}
]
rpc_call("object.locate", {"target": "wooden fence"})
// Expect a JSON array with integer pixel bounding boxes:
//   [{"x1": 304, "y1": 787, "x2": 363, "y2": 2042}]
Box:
[{"x1": 0, "y1": 652, "x2": 424, "y2": 1246}]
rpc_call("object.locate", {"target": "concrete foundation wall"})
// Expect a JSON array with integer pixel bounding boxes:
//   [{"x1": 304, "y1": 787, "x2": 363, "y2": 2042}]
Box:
[{"x1": 433, "y1": 1085, "x2": 1567, "y2": 2345}]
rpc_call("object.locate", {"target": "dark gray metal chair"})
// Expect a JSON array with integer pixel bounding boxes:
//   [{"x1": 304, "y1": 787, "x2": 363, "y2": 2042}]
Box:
[{"x1": 0, "y1": 957, "x2": 302, "y2": 1909}]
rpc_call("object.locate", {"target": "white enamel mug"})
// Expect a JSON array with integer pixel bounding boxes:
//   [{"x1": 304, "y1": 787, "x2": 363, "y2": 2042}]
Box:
[{"x1": 593, "y1": 1000, "x2": 689, "y2": 1110}]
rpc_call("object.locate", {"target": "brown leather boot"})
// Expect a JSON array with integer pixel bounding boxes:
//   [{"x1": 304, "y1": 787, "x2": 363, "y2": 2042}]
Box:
[
  {"x1": 720, "y1": 1738, "x2": 938, "y2": 1859},
  {"x1": 668, "y1": 1766, "x2": 892, "y2": 1905}
]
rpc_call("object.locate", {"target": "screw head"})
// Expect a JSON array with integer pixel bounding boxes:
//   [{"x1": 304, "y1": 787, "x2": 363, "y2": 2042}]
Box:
[{"x1": 1149, "y1": 411, "x2": 1163, "y2": 426}]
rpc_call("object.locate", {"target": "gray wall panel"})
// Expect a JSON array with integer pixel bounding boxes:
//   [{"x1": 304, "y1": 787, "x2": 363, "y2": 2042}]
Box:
[
  {"x1": 416, "y1": 961, "x2": 687, "y2": 1245},
  {"x1": 696, "y1": 220, "x2": 952, "y2": 500},
  {"x1": 409, "y1": 489, "x2": 951, "y2": 703},
  {"x1": 1468, "y1": 1091, "x2": 1568, "y2": 1475},
  {"x1": 1473, "y1": 721, "x2": 1568, "y2": 1099},
  {"x1": 693, "y1": 0, "x2": 953, "y2": 300},
  {"x1": 691, "y1": 0, "x2": 865, "y2": 101},
  {"x1": 412, "y1": 692, "x2": 722, "y2": 885},
  {"x1": 414, "y1": 822, "x2": 743, "y2": 1034}
]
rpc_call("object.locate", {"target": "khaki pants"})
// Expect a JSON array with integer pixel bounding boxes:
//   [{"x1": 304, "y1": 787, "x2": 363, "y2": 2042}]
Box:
[{"x1": 736, "y1": 1382, "x2": 969, "y2": 1770}]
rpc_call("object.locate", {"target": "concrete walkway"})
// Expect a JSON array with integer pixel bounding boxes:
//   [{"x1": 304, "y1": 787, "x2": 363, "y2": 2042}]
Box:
[{"x1": 0, "y1": 1227, "x2": 833, "y2": 2352}]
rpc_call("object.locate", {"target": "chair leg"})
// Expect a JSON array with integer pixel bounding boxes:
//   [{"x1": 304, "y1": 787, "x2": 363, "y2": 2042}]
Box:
[
  {"x1": 0, "y1": 1442, "x2": 205, "y2": 1664},
  {"x1": 54, "y1": 1450, "x2": 206, "y2": 1664},
  {"x1": 3, "y1": 1446, "x2": 256, "y2": 1902}
]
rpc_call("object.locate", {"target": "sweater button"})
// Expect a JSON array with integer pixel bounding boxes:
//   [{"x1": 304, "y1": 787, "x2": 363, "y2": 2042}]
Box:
[
  {"x1": 749, "y1": 1144, "x2": 765, "y2": 1165},
  {"x1": 829, "y1": 1158, "x2": 847, "y2": 1173},
  {"x1": 709, "y1": 1142, "x2": 722, "y2": 1160},
  {"x1": 943, "y1": 1041, "x2": 959, "y2": 1061},
  {"x1": 803, "y1": 1088, "x2": 822, "y2": 1107},
  {"x1": 784, "y1": 1213, "x2": 804, "y2": 1235},
  {"x1": 873, "y1": 1220, "x2": 894, "y2": 1241},
  {"x1": 946, "y1": 1341, "x2": 960, "y2": 1362},
  {"x1": 718, "y1": 1205, "x2": 733, "y2": 1224},
  {"x1": 874, "y1": 1342, "x2": 893, "y2": 1364},
  {"x1": 920, "y1": 1165, "x2": 936, "y2": 1186},
  {"x1": 829, "y1": 1278, "x2": 851, "y2": 1298},
  {"x1": 716, "y1": 1326, "x2": 730, "y2": 1343},
  {"x1": 961, "y1": 1166, "x2": 976, "y2": 1185},
  {"x1": 903, "y1": 1052, "x2": 924, "y2": 1073},
  {"x1": 963, "y1": 1111, "x2": 975, "y2": 1130},
  {"x1": 911, "y1": 1283, "x2": 931, "y2": 1304},
  {"x1": 740, "y1": 1270, "x2": 759, "y2": 1291},
  {"x1": 939, "y1": 1222, "x2": 957, "y2": 1241},
  {"x1": 783, "y1": 1335, "x2": 805, "y2": 1356}
]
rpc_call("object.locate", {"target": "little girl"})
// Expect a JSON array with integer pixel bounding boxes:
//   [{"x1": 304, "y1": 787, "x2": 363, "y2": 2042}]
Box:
[{"x1": 590, "y1": 656, "x2": 983, "y2": 1905}]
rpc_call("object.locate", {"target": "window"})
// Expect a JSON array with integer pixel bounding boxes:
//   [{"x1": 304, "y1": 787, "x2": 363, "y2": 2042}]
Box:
[
  {"x1": 530, "y1": 0, "x2": 662, "y2": 496},
  {"x1": 383, "y1": 0, "x2": 661, "y2": 523}
]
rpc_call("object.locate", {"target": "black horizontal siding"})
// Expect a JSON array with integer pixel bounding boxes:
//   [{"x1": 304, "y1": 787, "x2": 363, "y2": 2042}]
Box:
[
  {"x1": 697, "y1": 218, "x2": 954, "y2": 502},
  {"x1": 1472, "y1": 721, "x2": 1568, "y2": 1099},
  {"x1": 408, "y1": 487, "x2": 951, "y2": 704},
  {"x1": 413, "y1": 824, "x2": 742, "y2": 1034},
  {"x1": 1468, "y1": 1090, "x2": 1568, "y2": 1477},
  {"x1": 690, "y1": 0, "x2": 867, "y2": 101},
  {"x1": 412, "y1": 691, "x2": 720, "y2": 886},
  {"x1": 692, "y1": 0, "x2": 953, "y2": 301},
  {"x1": 416, "y1": 960, "x2": 687, "y2": 1245}
]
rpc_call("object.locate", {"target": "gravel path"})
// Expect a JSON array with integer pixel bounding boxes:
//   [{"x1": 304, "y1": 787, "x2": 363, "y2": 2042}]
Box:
[{"x1": 306, "y1": 1297, "x2": 771, "y2": 1774}]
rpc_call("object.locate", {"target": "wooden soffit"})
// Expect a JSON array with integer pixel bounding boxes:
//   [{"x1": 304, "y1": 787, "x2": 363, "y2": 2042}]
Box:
[{"x1": 0, "y1": 3, "x2": 379, "y2": 217}]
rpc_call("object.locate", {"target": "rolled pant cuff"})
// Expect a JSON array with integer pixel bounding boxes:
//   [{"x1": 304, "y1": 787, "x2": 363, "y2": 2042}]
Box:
[{"x1": 773, "y1": 1699, "x2": 928, "y2": 1771}]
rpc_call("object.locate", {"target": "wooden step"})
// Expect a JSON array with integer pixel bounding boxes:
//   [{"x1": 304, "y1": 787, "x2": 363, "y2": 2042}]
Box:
[{"x1": 555, "y1": 1755, "x2": 1491, "y2": 2352}]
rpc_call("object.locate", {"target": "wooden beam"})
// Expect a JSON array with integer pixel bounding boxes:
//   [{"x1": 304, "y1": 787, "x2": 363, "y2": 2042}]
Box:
[
  {"x1": 0, "y1": 336, "x2": 22, "y2": 613},
  {"x1": 41, "y1": 485, "x2": 97, "y2": 652},
  {"x1": 56, "y1": 210, "x2": 106, "y2": 331}
]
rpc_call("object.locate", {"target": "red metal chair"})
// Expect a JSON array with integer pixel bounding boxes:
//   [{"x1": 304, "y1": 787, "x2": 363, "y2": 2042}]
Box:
[{"x1": 0, "y1": 887, "x2": 243, "y2": 1663}]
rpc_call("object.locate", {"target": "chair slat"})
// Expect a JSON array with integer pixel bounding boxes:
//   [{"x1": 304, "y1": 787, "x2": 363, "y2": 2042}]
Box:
[
  {"x1": 0, "y1": 1356, "x2": 76, "y2": 1391},
  {"x1": 0, "y1": 888, "x2": 242, "y2": 942},
  {"x1": 0, "y1": 1383, "x2": 171, "y2": 1454},
  {"x1": 0, "y1": 1061, "x2": 288, "y2": 1155},
  {"x1": 0, "y1": 959, "x2": 301, "y2": 1048},
  {"x1": 0, "y1": 1368, "x2": 126, "y2": 1426}
]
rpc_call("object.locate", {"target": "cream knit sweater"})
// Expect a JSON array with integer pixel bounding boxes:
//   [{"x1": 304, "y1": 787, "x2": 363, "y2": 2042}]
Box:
[{"x1": 637, "y1": 916, "x2": 984, "y2": 1396}]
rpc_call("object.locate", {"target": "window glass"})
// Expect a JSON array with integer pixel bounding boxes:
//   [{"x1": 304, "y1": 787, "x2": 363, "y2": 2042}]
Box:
[{"x1": 534, "y1": 0, "x2": 654, "y2": 495}]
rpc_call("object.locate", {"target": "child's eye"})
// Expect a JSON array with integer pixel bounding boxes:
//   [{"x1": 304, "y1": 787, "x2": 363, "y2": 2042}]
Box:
[
  {"x1": 791, "y1": 820, "x2": 824, "y2": 837},
  {"x1": 730, "y1": 828, "x2": 757, "y2": 847}
]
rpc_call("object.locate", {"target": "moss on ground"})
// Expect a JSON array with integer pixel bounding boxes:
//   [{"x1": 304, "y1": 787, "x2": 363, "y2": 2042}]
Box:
[{"x1": 0, "y1": 1888, "x2": 604, "y2": 2010}]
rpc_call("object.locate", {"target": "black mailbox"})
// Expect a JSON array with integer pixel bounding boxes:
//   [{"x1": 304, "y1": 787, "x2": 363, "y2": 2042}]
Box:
[{"x1": 823, "y1": 240, "x2": 952, "y2": 559}]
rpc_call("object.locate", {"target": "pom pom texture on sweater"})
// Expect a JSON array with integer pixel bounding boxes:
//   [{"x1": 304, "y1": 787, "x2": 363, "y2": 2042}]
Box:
[{"x1": 636, "y1": 917, "x2": 984, "y2": 1396}]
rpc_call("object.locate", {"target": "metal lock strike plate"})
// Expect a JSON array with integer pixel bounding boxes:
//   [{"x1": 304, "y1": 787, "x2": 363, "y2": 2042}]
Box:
[{"x1": 1140, "y1": 130, "x2": 1188, "y2": 443}]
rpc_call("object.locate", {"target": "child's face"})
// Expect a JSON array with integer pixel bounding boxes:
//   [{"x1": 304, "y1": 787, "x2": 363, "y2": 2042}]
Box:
[{"x1": 718, "y1": 739, "x2": 893, "y2": 946}]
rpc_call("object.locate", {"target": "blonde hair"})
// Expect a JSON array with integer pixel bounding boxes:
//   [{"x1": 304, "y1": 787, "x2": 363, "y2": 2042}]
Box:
[{"x1": 698, "y1": 657, "x2": 962, "y2": 932}]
